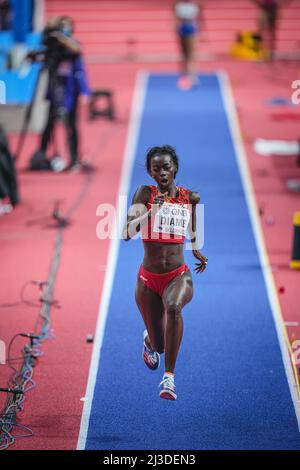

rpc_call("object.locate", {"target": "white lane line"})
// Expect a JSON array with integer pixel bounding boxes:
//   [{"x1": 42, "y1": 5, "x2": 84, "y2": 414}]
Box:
[
  {"x1": 76, "y1": 71, "x2": 149, "y2": 450},
  {"x1": 217, "y1": 70, "x2": 300, "y2": 432}
]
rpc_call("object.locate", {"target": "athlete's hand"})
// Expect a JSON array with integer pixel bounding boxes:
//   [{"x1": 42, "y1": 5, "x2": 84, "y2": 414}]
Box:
[
  {"x1": 193, "y1": 250, "x2": 208, "y2": 274},
  {"x1": 149, "y1": 195, "x2": 165, "y2": 216},
  {"x1": 153, "y1": 194, "x2": 165, "y2": 206}
]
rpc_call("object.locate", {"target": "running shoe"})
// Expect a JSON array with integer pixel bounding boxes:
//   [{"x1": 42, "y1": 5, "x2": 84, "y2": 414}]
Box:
[
  {"x1": 177, "y1": 74, "x2": 199, "y2": 91},
  {"x1": 159, "y1": 375, "x2": 177, "y2": 401},
  {"x1": 0, "y1": 202, "x2": 13, "y2": 216},
  {"x1": 177, "y1": 75, "x2": 193, "y2": 91},
  {"x1": 142, "y1": 330, "x2": 160, "y2": 370}
]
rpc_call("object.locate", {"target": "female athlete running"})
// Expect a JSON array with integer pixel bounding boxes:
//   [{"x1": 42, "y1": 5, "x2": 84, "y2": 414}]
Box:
[
  {"x1": 173, "y1": 0, "x2": 203, "y2": 88},
  {"x1": 123, "y1": 145, "x2": 207, "y2": 400}
]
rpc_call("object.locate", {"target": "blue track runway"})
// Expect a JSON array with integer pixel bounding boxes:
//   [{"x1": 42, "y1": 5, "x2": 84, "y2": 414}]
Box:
[{"x1": 83, "y1": 74, "x2": 300, "y2": 450}]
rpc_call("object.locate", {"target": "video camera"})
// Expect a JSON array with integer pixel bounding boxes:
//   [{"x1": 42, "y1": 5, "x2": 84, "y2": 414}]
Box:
[
  {"x1": 42, "y1": 23, "x2": 68, "y2": 69},
  {"x1": 43, "y1": 24, "x2": 64, "y2": 53},
  {"x1": 27, "y1": 20, "x2": 74, "y2": 70}
]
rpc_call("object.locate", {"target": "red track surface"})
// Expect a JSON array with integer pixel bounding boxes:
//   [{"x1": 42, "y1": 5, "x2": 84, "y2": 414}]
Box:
[
  {"x1": 0, "y1": 62, "x2": 137, "y2": 450},
  {"x1": 0, "y1": 0, "x2": 299, "y2": 451}
]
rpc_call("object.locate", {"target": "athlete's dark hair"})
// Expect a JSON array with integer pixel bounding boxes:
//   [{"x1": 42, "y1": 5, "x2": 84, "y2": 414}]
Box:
[{"x1": 146, "y1": 145, "x2": 179, "y2": 177}]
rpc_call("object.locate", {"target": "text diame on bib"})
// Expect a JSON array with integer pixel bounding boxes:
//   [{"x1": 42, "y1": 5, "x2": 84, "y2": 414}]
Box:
[{"x1": 153, "y1": 203, "x2": 190, "y2": 236}]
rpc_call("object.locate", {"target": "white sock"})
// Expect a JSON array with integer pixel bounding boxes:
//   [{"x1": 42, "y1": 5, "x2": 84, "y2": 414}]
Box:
[{"x1": 163, "y1": 372, "x2": 174, "y2": 381}]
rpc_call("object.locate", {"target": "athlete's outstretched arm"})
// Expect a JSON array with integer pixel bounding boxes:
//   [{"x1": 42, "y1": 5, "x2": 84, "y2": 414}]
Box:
[{"x1": 188, "y1": 191, "x2": 208, "y2": 274}]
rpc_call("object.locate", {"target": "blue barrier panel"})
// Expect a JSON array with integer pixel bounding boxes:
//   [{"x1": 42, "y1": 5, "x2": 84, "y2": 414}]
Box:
[{"x1": 0, "y1": 63, "x2": 40, "y2": 104}]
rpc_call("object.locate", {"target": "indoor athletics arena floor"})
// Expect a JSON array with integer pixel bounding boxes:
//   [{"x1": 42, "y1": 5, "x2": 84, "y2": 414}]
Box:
[{"x1": 1, "y1": 0, "x2": 300, "y2": 451}]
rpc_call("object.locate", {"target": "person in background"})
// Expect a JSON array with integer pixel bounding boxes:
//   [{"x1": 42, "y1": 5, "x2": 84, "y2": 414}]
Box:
[
  {"x1": 38, "y1": 16, "x2": 90, "y2": 171},
  {"x1": 173, "y1": 0, "x2": 203, "y2": 89},
  {"x1": 0, "y1": 0, "x2": 10, "y2": 30},
  {"x1": 0, "y1": 124, "x2": 19, "y2": 216},
  {"x1": 250, "y1": 0, "x2": 294, "y2": 60}
]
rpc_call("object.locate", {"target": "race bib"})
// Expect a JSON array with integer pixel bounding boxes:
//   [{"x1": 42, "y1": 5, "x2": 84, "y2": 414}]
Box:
[{"x1": 153, "y1": 203, "x2": 190, "y2": 236}]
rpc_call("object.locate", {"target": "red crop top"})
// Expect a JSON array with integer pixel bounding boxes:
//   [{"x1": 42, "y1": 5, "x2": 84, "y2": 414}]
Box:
[{"x1": 141, "y1": 185, "x2": 191, "y2": 244}]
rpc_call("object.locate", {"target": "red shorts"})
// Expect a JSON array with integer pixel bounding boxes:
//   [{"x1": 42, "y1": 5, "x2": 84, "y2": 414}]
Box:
[{"x1": 138, "y1": 264, "x2": 189, "y2": 297}]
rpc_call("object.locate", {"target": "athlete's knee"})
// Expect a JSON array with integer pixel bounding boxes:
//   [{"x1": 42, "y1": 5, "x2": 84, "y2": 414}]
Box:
[{"x1": 165, "y1": 302, "x2": 182, "y2": 319}]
